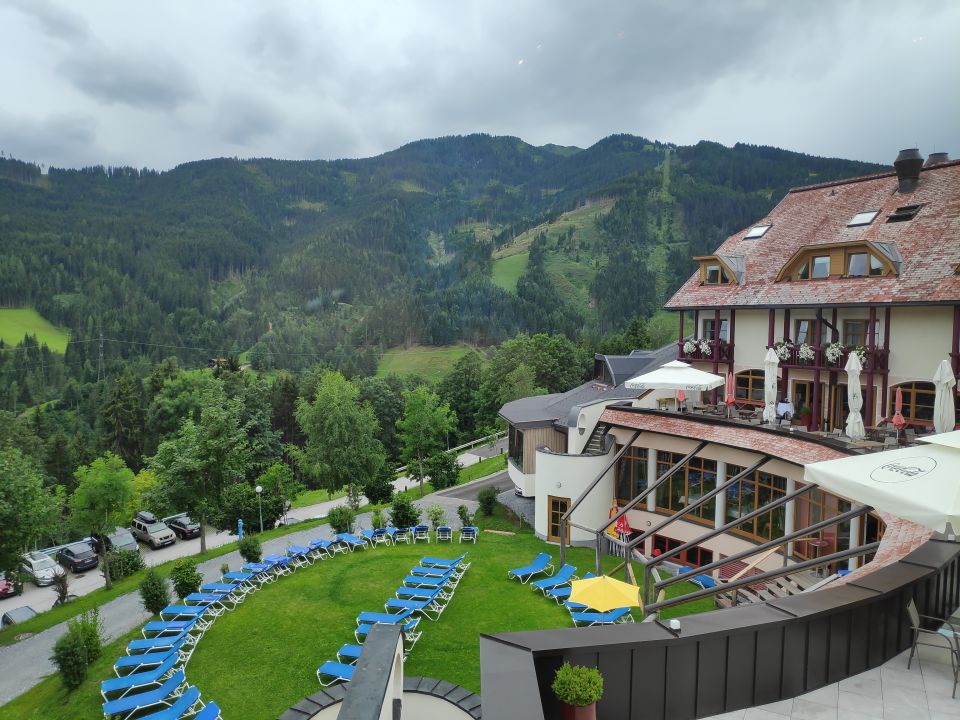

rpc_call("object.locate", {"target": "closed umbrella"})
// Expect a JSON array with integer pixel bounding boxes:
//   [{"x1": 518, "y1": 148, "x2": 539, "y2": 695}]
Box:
[
  {"x1": 844, "y1": 352, "x2": 865, "y2": 441},
  {"x1": 568, "y1": 575, "x2": 642, "y2": 613},
  {"x1": 725, "y1": 371, "x2": 735, "y2": 417},
  {"x1": 892, "y1": 387, "x2": 906, "y2": 431},
  {"x1": 676, "y1": 388, "x2": 686, "y2": 411},
  {"x1": 933, "y1": 359, "x2": 957, "y2": 434},
  {"x1": 763, "y1": 347, "x2": 779, "y2": 424}
]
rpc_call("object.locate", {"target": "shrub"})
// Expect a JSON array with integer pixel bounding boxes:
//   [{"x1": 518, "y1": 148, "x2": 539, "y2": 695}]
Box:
[
  {"x1": 76, "y1": 609, "x2": 103, "y2": 663},
  {"x1": 51, "y1": 572, "x2": 71, "y2": 606},
  {"x1": 364, "y1": 466, "x2": 395, "y2": 505},
  {"x1": 213, "y1": 482, "x2": 284, "y2": 533},
  {"x1": 328, "y1": 505, "x2": 355, "y2": 534},
  {"x1": 170, "y1": 559, "x2": 202, "y2": 600},
  {"x1": 477, "y1": 487, "x2": 498, "y2": 516},
  {"x1": 220, "y1": 562, "x2": 230, "y2": 576},
  {"x1": 139, "y1": 568, "x2": 170, "y2": 615},
  {"x1": 51, "y1": 610, "x2": 103, "y2": 690},
  {"x1": 426, "y1": 503, "x2": 446, "y2": 529},
  {"x1": 551, "y1": 662, "x2": 604, "y2": 707},
  {"x1": 371, "y1": 508, "x2": 385, "y2": 530},
  {"x1": 457, "y1": 504, "x2": 473, "y2": 527},
  {"x1": 423, "y1": 451, "x2": 460, "y2": 490},
  {"x1": 238, "y1": 535, "x2": 262, "y2": 563},
  {"x1": 389, "y1": 494, "x2": 421, "y2": 529},
  {"x1": 106, "y1": 549, "x2": 145, "y2": 581}
]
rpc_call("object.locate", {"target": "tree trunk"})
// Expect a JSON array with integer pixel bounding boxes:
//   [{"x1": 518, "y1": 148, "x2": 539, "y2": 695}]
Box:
[
  {"x1": 417, "y1": 456, "x2": 424, "y2": 496},
  {"x1": 199, "y1": 511, "x2": 207, "y2": 553},
  {"x1": 102, "y1": 549, "x2": 112, "y2": 590}
]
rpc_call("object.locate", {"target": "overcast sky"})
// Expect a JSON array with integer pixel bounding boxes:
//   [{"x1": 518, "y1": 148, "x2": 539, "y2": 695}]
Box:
[{"x1": 1, "y1": 0, "x2": 958, "y2": 170}]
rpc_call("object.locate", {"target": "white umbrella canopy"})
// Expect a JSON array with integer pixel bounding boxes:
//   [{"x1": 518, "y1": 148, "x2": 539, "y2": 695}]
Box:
[
  {"x1": 624, "y1": 360, "x2": 725, "y2": 392},
  {"x1": 805, "y1": 432, "x2": 960, "y2": 533},
  {"x1": 933, "y1": 359, "x2": 957, "y2": 434},
  {"x1": 844, "y1": 352, "x2": 865, "y2": 441},
  {"x1": 762, "y1": 348, "x2": 779, "y2": 424}
]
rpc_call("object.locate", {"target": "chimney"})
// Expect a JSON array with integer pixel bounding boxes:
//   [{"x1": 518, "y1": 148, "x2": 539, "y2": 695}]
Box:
[
  {"x1": 894, "y1": 148, "x2": 923, "y2": 193},
  {"x1": 924, "y1": 152, "x2": 950, "y2": 167}
]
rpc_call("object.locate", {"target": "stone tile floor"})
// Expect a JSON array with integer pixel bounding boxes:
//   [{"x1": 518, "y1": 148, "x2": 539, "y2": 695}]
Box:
[{"x1": 701, "y1": 645, "x2": 959, "y2": 720}]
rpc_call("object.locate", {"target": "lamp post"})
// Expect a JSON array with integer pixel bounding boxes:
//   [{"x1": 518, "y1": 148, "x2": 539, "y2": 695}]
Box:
[{"x1": 255, "y1": 485, "x2": 263, "y2": 533}]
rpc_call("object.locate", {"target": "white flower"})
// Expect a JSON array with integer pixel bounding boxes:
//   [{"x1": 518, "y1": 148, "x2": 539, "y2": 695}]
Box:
[
  {"x1": 824, "y1": 342, "x2": 843, "y2": 364},
  {"x1": 774, "y1": 340, "x2": 793, "y2": 361},
  {"x1": 698, "y1": 339, "x2": 712, "y2": 355},
  {"x1": 683, "y1": 340, "x2": 696, "y2": 354},
  {"x1": 798, "y1": 343, "x2": 815, "y2": 362}
]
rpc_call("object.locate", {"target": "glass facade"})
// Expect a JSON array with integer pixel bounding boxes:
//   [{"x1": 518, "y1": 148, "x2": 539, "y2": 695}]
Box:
[
  {"x1": 508, "y1": 427, "x2": 524, "y2": 467},
  {"x1": 654, "y1": 451, "x2": 715, "y2": 524},
  {"x1": 725, "y1": 465, "x2": 788, "y2": 543},
  {"x1": 615, "y1": 445, "x2": 647, "y2": 504}
]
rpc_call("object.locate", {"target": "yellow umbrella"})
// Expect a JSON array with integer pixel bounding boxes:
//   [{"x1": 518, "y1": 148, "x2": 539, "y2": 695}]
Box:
[{"x1": 568, "y1": 575, "x2": 642, "y2": 613}]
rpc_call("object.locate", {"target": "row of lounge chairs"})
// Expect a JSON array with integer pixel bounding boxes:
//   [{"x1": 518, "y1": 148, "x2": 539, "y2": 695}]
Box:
[
  {"x1": 507, "y1": 553, "x2": 635, "y2": 626},
  {"x1": 308, "y1": 524, "x2": 478, "y2": 552},
  {"x1": 316, "y1": 553, "x2": 471, "y2": 686}
]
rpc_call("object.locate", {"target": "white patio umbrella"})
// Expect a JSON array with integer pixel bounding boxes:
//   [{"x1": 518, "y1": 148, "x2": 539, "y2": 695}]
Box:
[
  {"x1": 762, "y1": 348, "x2": 779, "y2": 424},
  {"x1": 624, "y1": 360, "x2": 725, "y2": 392},
  {"x1": 844, "y1": 352, "x2": 865, "y2": 441},
  {"x1": 805, "y1": 430, "x2": 960, "y2": 534},
  {"x1": 933, "y1": 359, "x2": 957, "y2": 434}
]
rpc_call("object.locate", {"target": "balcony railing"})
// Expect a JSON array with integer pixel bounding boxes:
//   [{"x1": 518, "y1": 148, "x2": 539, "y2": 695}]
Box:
[
  {"x1": 677, "y1": 340, "x2": 733, "y2": 364},
  {"x1": 776, "y1": 344, "x2": 890, "y2": 373}
]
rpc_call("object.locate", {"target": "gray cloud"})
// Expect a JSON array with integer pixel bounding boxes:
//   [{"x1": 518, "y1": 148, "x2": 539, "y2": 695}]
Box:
[
  {"x1": 60, "y1": 50, "x2": 196, "y2": 110},
  {"x1": 7, "y1": 0, "x2": 88, "y2": 43},
  {"x1": 218, "y1": 95, "x2": 281, "y2": 146},
  {"x1": 0, "y1": 112, "x2": 97, "y2": 166}
]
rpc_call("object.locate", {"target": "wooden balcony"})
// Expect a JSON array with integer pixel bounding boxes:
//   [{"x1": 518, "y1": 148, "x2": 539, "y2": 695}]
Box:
[
  {"x1": 677, "y1": 340, "x2": 733, "y2": 364},
  {"x1": 777, "y1": 344, "x2": 890, "y2": 373}
]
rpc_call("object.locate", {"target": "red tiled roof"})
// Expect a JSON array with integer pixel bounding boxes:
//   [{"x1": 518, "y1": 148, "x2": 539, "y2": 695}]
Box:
[
  {"x1": 600, "y1": 409, "x2": 848, "y2": 465},
  {"x1": 666, "y1": 161, "x2": 960, "y2": 309},
  {"x1": 833, "y1": 512, "x2": 932, "y2": 585}
]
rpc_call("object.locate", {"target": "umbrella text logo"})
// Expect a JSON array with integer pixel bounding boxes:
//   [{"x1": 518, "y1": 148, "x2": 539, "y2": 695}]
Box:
[{"x1": 870, "y1": 456, "x2": 937, "y2": 483}]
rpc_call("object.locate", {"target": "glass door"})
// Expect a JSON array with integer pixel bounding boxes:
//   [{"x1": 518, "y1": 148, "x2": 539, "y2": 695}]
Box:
[{"x1": 548, "y1": 496, "x2": 570, "y2": 543}]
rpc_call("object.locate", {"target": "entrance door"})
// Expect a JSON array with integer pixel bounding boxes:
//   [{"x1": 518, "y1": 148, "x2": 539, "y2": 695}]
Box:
[{"x1": 548, "y1": 496, "x2": 570, "y2": 543}]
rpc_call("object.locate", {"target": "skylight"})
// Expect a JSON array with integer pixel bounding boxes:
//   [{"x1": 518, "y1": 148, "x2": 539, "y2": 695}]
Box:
[
  {"x1": 886, "y1": 204, "x2": 923, "y2": 223},
  {"x1": 847, "y1": 210, "x2": 879, "y2": 227},
  {"x1": 744, "y1": 224, "x2": 771, "y2": 239}
]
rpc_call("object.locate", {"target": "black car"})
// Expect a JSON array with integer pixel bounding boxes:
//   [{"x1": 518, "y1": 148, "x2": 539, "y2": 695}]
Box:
[
  {"x1": 166, "y1": 514, "x2": 201, "y2": 540},
  {"x1": 91, "y1": 527, "x2": 140, "y2": 555},
  {"x1": 56, "y1": 542, "x2": 99, "y2": 573}
]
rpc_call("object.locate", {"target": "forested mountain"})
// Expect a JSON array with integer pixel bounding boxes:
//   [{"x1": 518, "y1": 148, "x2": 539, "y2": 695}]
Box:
[{"x1": 0, "y1": 134, "x2": 883, "y2": 379}]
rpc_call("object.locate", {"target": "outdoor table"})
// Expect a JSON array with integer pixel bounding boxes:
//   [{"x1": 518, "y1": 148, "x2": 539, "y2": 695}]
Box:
[{"x1": 808, "y1": 539, "x2": 830, "y2": 577}]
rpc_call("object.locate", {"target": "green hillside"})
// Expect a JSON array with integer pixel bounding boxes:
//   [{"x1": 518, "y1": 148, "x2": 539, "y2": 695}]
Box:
[
  {"x1": 491, "y1": 252, "x2": 529, "y2": 292},
  {"x1": 0, "y1": 308, "x2": 70, "y2": 353},
  {"x1": 377, "y1": 344, "x2": 475, "y2": 381}
]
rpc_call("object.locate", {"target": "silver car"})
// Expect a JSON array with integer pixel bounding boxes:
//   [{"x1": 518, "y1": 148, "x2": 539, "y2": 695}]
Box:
[{"x1": 21, "y1": 551, "x2": 65, "y2": 586}]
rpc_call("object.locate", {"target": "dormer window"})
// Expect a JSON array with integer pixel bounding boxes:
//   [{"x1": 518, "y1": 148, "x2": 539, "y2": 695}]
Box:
[
  {"x1": 744, "y1": 224, "x2": 771, "y2": 239},
  {"x1": 695, "y1": 256, "x2": 736, "y2": 285},
  {"x1": 777, "y1": 241, "x2": 897, "y2": 282},
  {"x1": 846, "y1": 251, "x2": 884, "y2": 277},
  {"x1": 811, "y1": 255, "x2": 830, "y2": 279},
  {"x1": 848, "y1": 210, "x2": 879, "y2": 227}
]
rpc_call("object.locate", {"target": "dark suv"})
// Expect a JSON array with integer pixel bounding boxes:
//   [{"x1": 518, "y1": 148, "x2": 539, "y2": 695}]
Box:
[
  {"x1": 56, "y1": 542, "x2": 99, "y2": 573},
  {"x1": 165, "y1": 514, "x2": 201, "y2": 540},
  {"x1": 91, "y1": 527, "x2": 140, "y2": 555}
]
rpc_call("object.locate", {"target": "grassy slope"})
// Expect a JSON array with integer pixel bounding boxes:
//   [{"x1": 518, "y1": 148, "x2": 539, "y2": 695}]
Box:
[
  {"x1": 0, "y1": 308, "x2": 70, "y2": 353},
  {"x1": 490, "y1": 252, "x2": 528, "y2": 292},
  {"x1": 458, "y1": 454, "x2": 507, "y2": 483},
  {"x1": 376, "y1": 344, "x2": 474, "y2": 381}
]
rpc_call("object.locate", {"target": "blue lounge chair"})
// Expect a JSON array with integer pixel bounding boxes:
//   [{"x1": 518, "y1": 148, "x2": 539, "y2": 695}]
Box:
[
  {"x1": 221, "y1": 571, "x2": 258, "y2": 589},
  {"x1": 570, "y1": 607, "x2": 634, "y2": 626},
  {"x1": 396, "y1": 585, "x2": 449, "y2": 602},
  {"x1": 114, "y1": 641, "x2": 187, "y2": 676},
  {"x1": 182, "y1": 594, "x2": 229, "y2": 617},
  {"x1": 356, "y1": 609, "x2": 413, "y2": 625},
  {"x1": 241, "y1": 563, "x2": 277, "y2": 584},
  {"x1": 412, "y1": 525, "x2": 430, "y2": 543},
  {"x1": 101, "y1": 653, "x2": 179, "y2": 701},
  {"x1": 508, "y1": 553, "x2": 554, "y2": 584},
  {"x1": 386, "y1": 527, "x2": 410, "y2": 544},
  {"x1": 385, "y1": 597, "x2": 446, "y2": 620},
  {"x1": 336, "y1": 533, "x2": 369, "y2": 551},
  {"x1": 287, "y1": 544, "x2": 314, "y2": 567},
  {"x1": 546, "y1": 572, "x2": 596, "y2": 604},
  {"x1": 129, "y1": 686, "x2": 203, "y2": 720},
  {"x1": 127, "y1": 630, "x2": 193, "y2": 655},
  {"x1": 317, "y1": 660, "x2": 355, "y2": 686},
  {"x1": 308, "y1": 538, "x2": 335, "y2": 559},
  {"x1": 402, "y1": 575, "x2": 451, "y2": 589},
  {"x1": 355, "y1": 617, "x2": 421, "y2": 645},
  {"x1": 410, "y1": 565, "x2": 458, "y2": 579},
  {"x1": 360, "y1": 528, "x2": 388, "y2": 546},
  {"x1": 336, "y1": 644, "x2": 364, "y2": 664},
  {"x1": 420, "y1": 553, "x2": 468, "y2": 569},
  {"x1": 531, "y1": 564, "x2": 578, "y2": 594},
  {"x1": 101, "y1": 669, "x2": 186, "y2": 719},
  {"x1": 200, "y1": 584, "x2": 245, "y2": 608},
  {"x1": 193, "y1": 701, "x2": 222, "y2": 720},
  {"x1": 141, "y1": 619, "x2": 200, "y2": 639},
  {"x1": 459, "y1": 526, "x2": 478, "y2": 543},
  {"x1": 436, "y1": 525, "x2": 452, "y2": 542},
  {"x1": 263, "y1": 554, "x2": 294, "y2": 576},
  {"x1": 159, "y1": 605, "x2": 208, "y2": 624}
]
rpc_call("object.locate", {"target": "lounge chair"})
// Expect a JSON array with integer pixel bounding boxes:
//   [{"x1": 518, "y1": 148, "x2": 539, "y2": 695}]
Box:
[
  {"x1": 410, "y1": 565, "x2": 458, "y2": 579},
  {"x1": 128, "y1": 685, "x2": 204, "y2": 720},
  {"x1": 385, "y1": 597, "x2": 446, "y2": 620},
  {"x1": 182, "y1": 594, "x2": 229, "y2": 617},
  {"x1": 287, "y1": 544, "x2": 314, "y2": 567},
  {"x1": 308, "y1": 538, "x2": 335, "y2": 559},
  {"x1": 531, "y1": 564, "x2": 578, "y2": 594},
  {"x1": 420, "y1": 553, "x2": 469, "y2": 569},
  {"x1": 355, "y1": 617, "x2": 422, "y2": 645},
  {"x1": 127, "y1": 629, "x2": 194, "y2": 655},
  {"x1": 200, "y1": 583, "x2": 246, "y2": 608},
  {"x1": 241, "y1": 563, "x2": 277, "y2": 584},
  {"x1": 317, "y1": 660, "x2": 355, "y2": 686},
  {"x1": 221, "y1": 571, "x2": 258, "y2": 590},
  {"x1": 436, "y1": 525, "x2": 453, "y2": 542},
  {"x1": 396, "y1": 585, "x2": 450, "y2": 602},
  {"x1": 356, "y1": 608, "x2": 414, "y2": 626},
  {"x1": 402, "y1": 575, "x2": 452, "y2": 589},
  {"x1": 336, "y1": 532, "x2": 369, "y2": 551},
  {"x1": 507, "y1": 552, "x2": 554, "y2": 584},
  {"x1": 361, "y1": 528, "x2": 389, "y2": 546},
  {"x1": 336, "y1": 644, "x2": 364, "y2": 664},
  {"x1": 141, "y1": 619, "x2": 200, "y2": 639},
  {"x1": 263, "y1": 554, "x2": 294, "y2": 576},
  {"x1": 570, "y1": 607, "x2": 634, "y2": 626},
  {"x1": 159, "y1": 606, "x2": 209, "y2": 626},
  {"x1": 459, "y1": 526, "x2": 478, "y2": 543},
  {"x1": 113, "y1": 641, "x2": 187, "y2": 676},
  {"x1": 689, "y1": 574, "x2": 717, "y2": 590},
  {"x1": 193, "y1": 701, "x2": 223, "y2": 720},
  {"x1": 412, "y1": 525, "x2": 430, "y2": 543},
  {"x1": 101, "y1": 669, "x2": 186, "y2": 719},
  {"x1": 546, "y1": 572, "x2": 597, "y2": 604},
  {"x1": 101, "y1": 654, "x2": 180, "y2": 701},
  {"x1": 386, "y1": 527, "x2": 410, "y2": 544}
]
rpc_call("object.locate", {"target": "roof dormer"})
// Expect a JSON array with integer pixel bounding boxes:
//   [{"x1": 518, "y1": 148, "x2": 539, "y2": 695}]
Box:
[
  {"x1": 776, "y1": 241, "x2": 898, "y2": 282},
  {"x1": 694, "y1": 255, "x2": 742, "y2": 285}
]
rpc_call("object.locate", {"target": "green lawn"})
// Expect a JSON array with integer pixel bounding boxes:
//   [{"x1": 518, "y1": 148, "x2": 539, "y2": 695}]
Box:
[
  {"x1": 0, "y1": 308, "x2": 70, "y2": 353},
  {"x1": 291, "y1": 487, "x2": 348, "y2": 509},
  {"x1": 459, "y1": 453, "x2": 507, "y2": 483},
  {"x1": 377, "y1": 344, "x2": 475, "y2": 381},
  {"x1": 490, "y1": 252, "x2": 529, "y2": 292}
]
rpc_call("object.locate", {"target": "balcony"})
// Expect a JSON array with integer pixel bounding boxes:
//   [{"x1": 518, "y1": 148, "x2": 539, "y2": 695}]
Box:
[
  {"x1": 775, "y1": 343, "x2": 890, "y2": 373},
  {"x1": 677, "y1": 339, "x2": 733, "y2": 364}
]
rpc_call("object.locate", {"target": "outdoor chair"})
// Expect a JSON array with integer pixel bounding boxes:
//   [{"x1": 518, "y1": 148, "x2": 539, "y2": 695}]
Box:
[
  {"x1": 884, "y1": 437, "x2": 899, "y2": 448},
  {"x1": 546, "y1": 572, "x2": 597, "y2": 604},
  {"x1": 355, "y1": 617, "x2": 422, "y2": 646},
  {"x1": 459, "y1": 526, "x2": 478, "y2": 543},
  {"x1": 241, "y1": 562, "x2": 278, "y2": 584},
  {"x1": 689, "y1": 573, "x2": 717, "y2": 590},
  {"x1": 287, "y1": 544, "x2": 314, "y2": 567},
  {"x1": 192, "y1": 701, "x2": 223, "y2": 720},
  {"x1": 124, "y1": 685, "x2": 205, "y2": 720},
  {"x1": 531, "y1": 564, "x2": 578, "y2": 594},
  {"x1": 905, "y1": 428, "x2": 917, "y2": 441},
  {"x1": 159, "y1": 605, "x2": 209, "y2": 624},
  {"x1": 360, "y1": 528, "x2": 389, "y2": 546},
  {"x1": 182, "y1": 594, "x2": 230, "y2": 617},
  {"x1": 569, "y1": 607, "x2": 634, "y2": 626},
  {"x1": 336, "y1": 532, "x2": 369, "y2": 551},
  {"x1": 113, "y1": 640, "x2": 188, "y2": 677},
  {"x1": 403, "y1": 574, "x2": 454, "y2": 589},
  {"x1": 317, "y1": 660, "x2": 356, "y2": 686},
  {"x1": 101, "y1": 669, "x2": 186, "y2": 720},
  {"x1": 356, "y1": 608, "x2": 414, "y2": 626},
  {"x1": 263, "y1": 554, "x2": 294, "y2": 576},
  {"x1": 396, "y1": 585, "x2": 451, "y2": 602},
  {"x1": 906, "y1": 599, "x2": 960, "y2": 697},
  {"x1": 421, "y1": 553, "x2": 469, "y2": 569},
  {"x1": 385, "y1": 597, "x2": 446, "y2": 620},
  {"x1": 336, "y1": 644, "x2": 364, "y2": 664},
  {"x1": 221, "y1": 570, "x2": 259, "y2": 589},
  {"x1": 412, "y1": 525, "x2": 431, "y2": 543},
  {"x1": 436, "y1": 525, "x2": 453, "y2": 542},
  {"x1": 101, "y1": 654, "x2": 180, "y2": 701},
  {"x1": 308, "y1": 538, "x2": 335, "y2": 559},
  {"x1": 508, "y1": 552, "x2": 554, "y2": 584},
  {"x1": 127, "y1": 629, "x2": 195, "y2": 655},
  {"x1": 141, "y1": 619, "x2": 201, "y2": 639},
  {"x1": 200, "y1": 583, "x2": 246, "y2": 608},
  {"x1": 386, "y1": 527, "x2": 410, "y2": 544},
  {"x1": 410, "y1": 565, "x2": 459, "y2": 579}
]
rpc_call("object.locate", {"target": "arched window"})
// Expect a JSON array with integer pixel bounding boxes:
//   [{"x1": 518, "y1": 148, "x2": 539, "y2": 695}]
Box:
[{"x1": 890, "y1": 381, "x2": 937, "y2": 424}]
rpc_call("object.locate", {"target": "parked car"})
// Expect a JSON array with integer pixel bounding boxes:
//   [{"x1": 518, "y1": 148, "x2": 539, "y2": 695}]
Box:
[
  {"x1": 165, "y1": 514, "x2": 201, "y2": 540},
  {"x1": 1, "y1": 606, "x2": 37, "y2": 628},
  {"x1": 0, "y1": 572, "x2": 17, "y2": 599},
  {"x1": 56, "y1": 542, "x2": 100, "y2": 574},
  {"x1": 131, "y1": 511, "x2": 176, "y2": 550},
  {"x1": 91, "y1": 527, "x2": 140, "y2": 555},
  {"x1": 21, "y1": 551, "x2": 65, "y2": 586}
]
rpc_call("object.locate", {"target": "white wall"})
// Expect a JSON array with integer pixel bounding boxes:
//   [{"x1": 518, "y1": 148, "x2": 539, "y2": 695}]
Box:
[
  {"x1": 568, "y1": 399, "x2": 636, "y2": 454},
  {"x1": 733, "y1": 309, "x2": 775, "y2": 373},
  {"x1": 508, "y1": 458, "x2": 535, "y2": 497},
  {"x1": 889, "y1": 305, "x2": 953, "y2": 384},
  {"x1": 534, "y1": 447, "x2": 615, "y2": 546}
]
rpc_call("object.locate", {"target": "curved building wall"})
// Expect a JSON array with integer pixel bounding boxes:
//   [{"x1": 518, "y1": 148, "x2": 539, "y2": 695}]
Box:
[{"x1": 534, "y1": 446, "x2": 615, "y2": 546}]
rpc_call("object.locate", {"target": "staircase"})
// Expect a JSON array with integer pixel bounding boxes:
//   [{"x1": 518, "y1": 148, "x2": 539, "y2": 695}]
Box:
[
  {"x1": 716, "y1": 560, "x2": 822, "y2": 606},
  {"x1": 583, "y1": 422, "x2": 611, "y2": 455}
]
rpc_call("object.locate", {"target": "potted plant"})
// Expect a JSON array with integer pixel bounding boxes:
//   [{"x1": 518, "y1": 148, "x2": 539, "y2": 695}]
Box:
[
  {"x1": 798, "y1": 405, "x2": 812, "y2": 430},
  {"x1": 552, "y1": 662, "x2": 604, "y2": 720}
]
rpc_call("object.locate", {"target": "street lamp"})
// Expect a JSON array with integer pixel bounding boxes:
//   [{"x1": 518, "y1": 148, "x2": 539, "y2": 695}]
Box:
[{"x1": 255, "y1": 485, "x2": 263, "y2": 533}]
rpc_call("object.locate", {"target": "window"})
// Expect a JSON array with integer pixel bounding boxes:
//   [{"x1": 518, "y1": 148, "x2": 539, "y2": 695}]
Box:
[
  {"x1": 615, "y1": 446, "x2": 648, "y2": 504},
  {"x1": 890, "y1": 382, "x2": 939, "y2": 424},
  {"x1": 652, "y1": 535, "x2": 714, "y2": 567},
  {"x1": 793, "y1": 319, "x2": 827, "y2": 346},
  {"x1": 703, "y1": 264, "x2": 731, "y2": 285},
  {"x1": 886, "y1": 204, "x2": 923, "y2": 223},
  {"x1": 811, "y1": 255, "x2": 830, "y2": 279},
  {"x1": 508, "y1": 427, "x2": 524, "y2": 468},
  {"x1": 846, "y1": 251, "x2": 884, "y2": 277},
  {"x1": 793, "y1": 489, "x2": 851, "y2": 561},
  {"x1": 725, "y1": 465, "x2": 788, "y2": 543},
  {"x1": 703, "y1": 318, "x2": 729, "y2": 342},
  {"x1": 547, "y1": 496, "x2": 570, "y2": 543},
  {"x1": 653, "y1": 451, "x2": 716, "y2": 523},
  {"x1": 735, "y1": 370, "x2": 766, "y2": 402},
  {"x1": 847, "y1": 210, "x2": 879, "y2": 227},
  {"x1": 797, "y1": 261, "x2": 809, "y2": 280},
  {"x1": 745, "y1": 224, "x2": 771, "y2": 239},
  {"x1": 843, "y1": 319, "x2": 877, "y2": 347}
]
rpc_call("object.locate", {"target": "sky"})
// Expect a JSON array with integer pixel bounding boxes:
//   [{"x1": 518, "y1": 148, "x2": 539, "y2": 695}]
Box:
[{"x1": 1, "y1": 0, "x2": 958, "y2": 171}]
